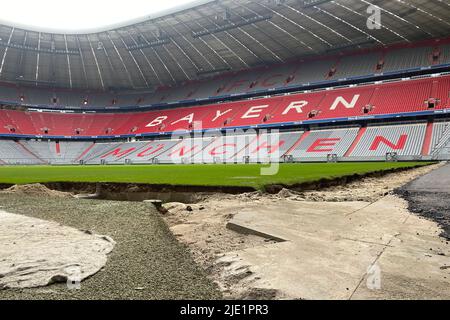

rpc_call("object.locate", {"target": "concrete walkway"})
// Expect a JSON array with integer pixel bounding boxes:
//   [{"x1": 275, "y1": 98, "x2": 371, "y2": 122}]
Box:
[{"x1": 223, "y1": 196, "x2": 450, "y2": 300}]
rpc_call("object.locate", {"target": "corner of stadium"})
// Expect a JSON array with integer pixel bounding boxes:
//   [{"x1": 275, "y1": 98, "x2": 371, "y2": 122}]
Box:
[{"x1": 1, "y1": 0, "x2": 450, "y2": 305}]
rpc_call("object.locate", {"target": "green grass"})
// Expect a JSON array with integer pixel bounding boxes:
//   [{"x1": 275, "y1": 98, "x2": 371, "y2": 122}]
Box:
[{"x1": 0, "y1": 162, "x2": 431, "y2": 190}]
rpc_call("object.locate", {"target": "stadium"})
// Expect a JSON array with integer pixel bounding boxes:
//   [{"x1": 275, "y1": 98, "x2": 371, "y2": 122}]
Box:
[{"x1": 0, "y1": 0, "x2": 450, "y2": 304}]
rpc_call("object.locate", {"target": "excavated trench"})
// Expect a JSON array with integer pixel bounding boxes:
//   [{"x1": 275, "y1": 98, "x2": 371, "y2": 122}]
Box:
[
  {"x1": 0, "y1": 182, "x2": 255, "y2": 203},
  {"x1": 0, "y1": 163, "x2": 432, "y2": 204}
]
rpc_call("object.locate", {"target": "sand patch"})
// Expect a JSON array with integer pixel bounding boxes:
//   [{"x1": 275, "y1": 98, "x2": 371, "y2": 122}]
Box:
[{"x1": 1, "y1": 184, "x2": 73, "y2": 198}]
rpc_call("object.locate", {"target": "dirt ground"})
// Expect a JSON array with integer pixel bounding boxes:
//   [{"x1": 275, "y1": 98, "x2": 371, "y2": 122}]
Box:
[
  {"x1": 161, "y1": 162, "x2": 446, "y2": 299},
  {"x1": 0, "y1": 183, "x2": 73, "y2": 198},
  {"x1": 0, "y1": 162, "x2": 446, "y2": 300},
  {"x1": 396, "y1": 163, "x2": 450, "y2": 240},
  {"x1": 0, "y1": 192, "x2": 221, "y2": 300}
]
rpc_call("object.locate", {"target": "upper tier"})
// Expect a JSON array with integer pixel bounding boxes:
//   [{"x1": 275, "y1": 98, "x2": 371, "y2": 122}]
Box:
[
  {"x1": 1, "y1": 74, "x2": 449, "y2": 138},
  {"x1": 1, "y1": 39, "x2": 450, "y2": 110}
]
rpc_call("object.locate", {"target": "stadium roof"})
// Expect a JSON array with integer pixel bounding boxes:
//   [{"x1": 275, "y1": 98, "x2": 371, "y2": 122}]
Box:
[
  {"x1": 0, "y1": 0, "x2": 448, "y2": 91},
  {"x1": 0, "y1": 0, "x2": 210, "y2": 34}
]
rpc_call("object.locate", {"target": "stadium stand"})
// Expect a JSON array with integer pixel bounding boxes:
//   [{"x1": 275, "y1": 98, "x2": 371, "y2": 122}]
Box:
[
  {"x1": 199, "y1": 133, "x2": 257, "y2": 164},
  {"x1": 347, "y1": 123, "x2": 427, "y2": 160},
  {"x1": 0, "y1": 140, "x2": 45, "y2": 164},
  {"x1": 430, "y1": 121, "x2": 450, "y2": 160},
  {"x1": 0, "y1": 39, "x2": 449, "y2": 109},
  {"x1": 245, "y1": 131, "x2": 303, "y2": 163},
  {"x1": 287, "y1": 128, "x2": 359, "y2": 161},
  {"x1": 0, "y1": 74, "x2": 449, "y2": 138},
  {"x1": 4, "y1": 120, "x2": 450, "y2": 165},
  {"x1": 0, "y1": 29, "x2": 449, "y2": 165},
  {"x1": 23, "y1": 140, "x2": 94, "y2": 164}
]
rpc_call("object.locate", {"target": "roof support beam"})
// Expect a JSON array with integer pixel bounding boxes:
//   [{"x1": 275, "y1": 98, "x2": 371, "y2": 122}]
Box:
[
  {"x1": 126, "y1": 30, "x2": 163, "y2": 86},
  {"x1": 35, "y1": 33, "x2": 41, "y2": 84},
  {"x1": 158, "y1": 24, "x2": 201, "y2": 72},
  {"x1": 16, "y1": 31, "x2": 28, "y2": 80},
  {"x1": 251, "y1": 1, "x2": 316, "y2": 52},
  {"x1": 392, "y1": 0, "x2": 450, "y2": 28},
  {"x1": 87, "y1": 35, "x2": 105, "y2": 90},
  {"x1": 106, "y1": 32, "x2": 135, "y2": 88},
  {"x1": 164, "y1": 21, "x2": 216, "y2": 71},
  {"x1": 0, "y1": 28, "x2": 15, "y2": 77},
  {"x1": 148, "y1": 29, "x2": 191, "y2": 81},
  {"x1": 175, "y1": 15, "x2": 236, "y2": 69},
  {"x1": 64, "y1": 35, "x2": 73, "y2": 89},
  {"x1": 116, "y1": 31, "x2": 150, "y2": 88},
  {"x1": 314, "y1": 2, "x2": 386, "y2": 45},
  {"x1": 198, "y1": 9, "x2": 265, "y2": 65},
  {"x1": 229, "y1": 2, "x2": 295, "y2": 58},
  {"x1": 217, "y1": 8, "x2": 284, "y2": 63},
  {"x1": 357, "y1": 0, "x2": 430, "y2": 39},
  {"x1": 75, "y1": 35, "x2": 90, "y2": 89},
  {"x1": 272, "y1": 3, "x2": 333, "y2": 47},
  {"x1": 133, "y1": 27, "x2": 177, "y2": 84}
]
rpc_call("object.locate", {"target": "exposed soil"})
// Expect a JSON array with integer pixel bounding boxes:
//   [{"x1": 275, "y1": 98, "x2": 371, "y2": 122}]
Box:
[
  {"x1": 0, "y1": 163, "x2": 433, "y2": 200},
  {"x1": 295, "y1": 162, "x2": 445, "y2": 202},
  {"x1": 264, "y1": 163, "x2": 436, "y2": 194},
  {"x1": 394, "y1": 162, "x2": 450, "y2": 241},
  {"x1": 0, "y1": 162, "x2": 444, "y2": 300},
  {"x1": 160, "y1": 162, "x2": 444, "y2": 299},
  {"x1": 396, "y1": 190, "x2": 450, "y2": 240},
  {"x1": 47, "y1": 182, "x2": 255, "y2": 196},
  {"x1": 0, "y1": 184, "x2": 73, "y2": 198}
]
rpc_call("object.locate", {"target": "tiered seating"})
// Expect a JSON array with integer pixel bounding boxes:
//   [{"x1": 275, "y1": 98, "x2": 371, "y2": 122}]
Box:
[
  {"x1": 81, "y1": 143, "x2": 130, "y2": 163},
  {"x1": 199, "y1": 133, "x2": 256, "y2": 164},
  {"x1": 348, "y1": 124, "x2": 427, "y2": 158},
  {"x1": 334, "y1": 52, "x2": 382, "y2": 79},
  {"x1": 79, "y1": 132, "x2": 301, "y2": 165},
  {"x1": 0, "y1": 140, "x2": 44, "y2": 164},
  {"x1": 155, "y1": 137, "x2": 214, "y2": 164},
  {"x1": 382, "y1": 47, "x2": 432, "y2": 72},
  {"x1": 245, "y1": 132, "x2": 303, "y2": 163},
  {"x1": 0, "y1": 75, "x2": 448, "y2": 137},
  {"x1": 288, "y1": 128, "x2": 359, "y2": 160},
  {"x1": 430, "y1": 122, "x2": 450, "y2": 157},
  {"x1": 24, "y1": 140, "x2": 94, "y2": 164},
  {"x1": 82, "y1": 140, "x2": 181, "y2": 164},
  {"x1": 433, "y1": 129, "x2": 450, "y2": 159},
  {"x1": 1, "y1": 39, "x2": 449, "y2": 109},
  {"x1": 441, "y1": 44, "x2": 450, "y2": 65},
  {"x1": 5, "y1": 121, "x2": 450, "y2": 164},
  {"x1": 293, "y1": 59, "x2": 334, "y2": 85}
]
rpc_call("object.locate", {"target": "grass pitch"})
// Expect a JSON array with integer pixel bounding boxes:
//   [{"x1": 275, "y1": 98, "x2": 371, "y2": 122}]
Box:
[{"x1": 0, "y1": 162, "x2": 431, "y2": 190}]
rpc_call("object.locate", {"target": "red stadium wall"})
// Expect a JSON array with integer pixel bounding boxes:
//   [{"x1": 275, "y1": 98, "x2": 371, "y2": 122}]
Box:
[{"x1": 0, "y1": 75, "x2": 449, "y2": 138}]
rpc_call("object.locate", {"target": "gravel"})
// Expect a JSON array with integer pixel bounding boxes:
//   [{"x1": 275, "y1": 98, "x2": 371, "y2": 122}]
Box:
[
  {"x1": 0, "y1": 194, "x2": 221, "y2": 300},
  {"x1": 396, "y1": 190, "x2": 450, "y2": 240},
  {"x1": 396, "y1": 163, "x2": 450, "y2": 241}
]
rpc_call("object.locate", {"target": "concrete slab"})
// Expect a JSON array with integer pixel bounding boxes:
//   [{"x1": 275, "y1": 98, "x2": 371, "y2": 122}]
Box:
[
  {"x1": 223, "y1": 196, "x2": 450, "y2": 300},
  {"x1": 352, "y1": 246, "x2": 450, "y2": 300}
]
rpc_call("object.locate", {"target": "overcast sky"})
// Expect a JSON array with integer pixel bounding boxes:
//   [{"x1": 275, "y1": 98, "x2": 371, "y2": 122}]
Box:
[{"x1": 0, "y1": 0, "x2": 198, "y2": 32}]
